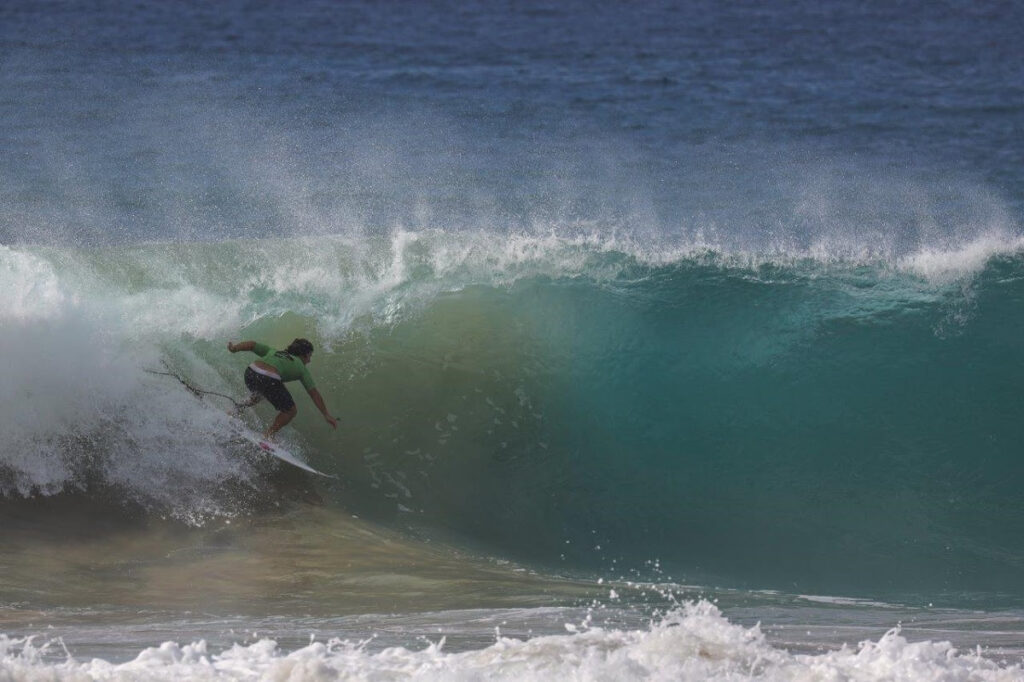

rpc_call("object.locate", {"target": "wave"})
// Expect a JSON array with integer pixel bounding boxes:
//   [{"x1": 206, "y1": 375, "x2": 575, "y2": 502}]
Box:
[
  {"x1": 1, "y1": 601, "x2": 1020, "y2": 681},
  {"x1": 3, "y1": 229, "x2": 1024, "y2": 596}
]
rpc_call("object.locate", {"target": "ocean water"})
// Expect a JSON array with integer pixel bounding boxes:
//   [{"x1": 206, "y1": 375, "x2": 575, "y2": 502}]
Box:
[{"x1": 3, "y1": 0, "x2": 1024, "y2": 679}]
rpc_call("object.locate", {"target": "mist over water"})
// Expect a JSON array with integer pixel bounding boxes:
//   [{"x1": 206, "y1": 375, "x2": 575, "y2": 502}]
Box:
[{"x1": 3, "y1": 0, "x2": 1024, "y2": 677}]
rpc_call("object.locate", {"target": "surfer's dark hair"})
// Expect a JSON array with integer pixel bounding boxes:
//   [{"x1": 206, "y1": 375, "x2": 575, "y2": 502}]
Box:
[{"x1": 287, "y1": 338, "x2": 314, "y2": 357}]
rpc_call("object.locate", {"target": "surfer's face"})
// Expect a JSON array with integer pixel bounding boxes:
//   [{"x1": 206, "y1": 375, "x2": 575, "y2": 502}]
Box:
[{"x1": 301, "y1": 353, "x2": 312, "y2": 365}]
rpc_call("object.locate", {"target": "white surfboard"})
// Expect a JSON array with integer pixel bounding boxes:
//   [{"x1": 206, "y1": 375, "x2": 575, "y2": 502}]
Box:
[
  {"x1": 144, "y1": 366, "x2": 336, "y2": 478},
  {"x1": 230, "y1": 421, "x2": 336, "y2": 479}
]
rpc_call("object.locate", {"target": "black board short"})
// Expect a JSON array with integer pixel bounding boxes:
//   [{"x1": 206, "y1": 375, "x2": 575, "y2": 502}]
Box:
[{"x1": 244, "y1": 367, "x2": 296, "y2": 412}]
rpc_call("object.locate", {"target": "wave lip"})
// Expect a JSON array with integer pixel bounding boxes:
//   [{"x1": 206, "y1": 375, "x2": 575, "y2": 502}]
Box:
[{"x1": 2, "y1": 602, "x2": 1020, "y2": 681}]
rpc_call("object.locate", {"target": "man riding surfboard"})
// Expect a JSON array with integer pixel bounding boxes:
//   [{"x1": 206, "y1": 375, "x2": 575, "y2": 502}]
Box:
[{"x1": 228, "y1": 338, "x2": 338, "y2": 439}]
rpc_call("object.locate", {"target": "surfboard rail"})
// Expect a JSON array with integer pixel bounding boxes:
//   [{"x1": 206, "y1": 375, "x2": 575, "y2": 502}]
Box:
[{"x1": 231, "y1": 420, "x2": 337, "y2": 478}]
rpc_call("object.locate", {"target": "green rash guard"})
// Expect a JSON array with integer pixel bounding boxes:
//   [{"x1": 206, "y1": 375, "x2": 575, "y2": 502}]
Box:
[{"x1": 251, "y1": 343, "x2": 316, "y2": 391}]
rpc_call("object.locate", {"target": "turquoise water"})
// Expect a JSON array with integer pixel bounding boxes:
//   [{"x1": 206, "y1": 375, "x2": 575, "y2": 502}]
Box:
[{"x1": 6, "y1": 235, "x2": 1024, "y2": 601}]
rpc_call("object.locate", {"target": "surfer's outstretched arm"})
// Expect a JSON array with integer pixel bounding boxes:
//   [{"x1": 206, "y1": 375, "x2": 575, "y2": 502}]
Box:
[
  {"x1": 308, "y1": 388, "x2": 338, "y2": 429},
  {"x1": 228, "y1": 341, "x2": 257, "y2": 353}
]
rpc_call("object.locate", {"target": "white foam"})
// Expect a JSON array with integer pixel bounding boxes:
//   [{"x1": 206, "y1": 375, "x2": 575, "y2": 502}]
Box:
[
  {"x1": 899, "y1": 232, "x2": 1024, "y2": 282},
  {"x1": 796, "y1": 594, "x2": 902, "y2": 609},
  {"x1": 0, "y1": 246, "x2": 253, "y2": 511},
  {"x1": 0, "y1": 245, "x2": 72, "y2": 320},
  {"x1": 362, "y1": 224, "x2": 1023, "y2": 294},
  {"x1": 1, "y1": 601, "x2": 1019, "y2": 681}
]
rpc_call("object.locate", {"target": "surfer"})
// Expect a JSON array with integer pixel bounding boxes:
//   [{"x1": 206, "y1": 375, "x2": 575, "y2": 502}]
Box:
[{"x1": 227, "y1": 338, "x2": 338, "y2": 439}]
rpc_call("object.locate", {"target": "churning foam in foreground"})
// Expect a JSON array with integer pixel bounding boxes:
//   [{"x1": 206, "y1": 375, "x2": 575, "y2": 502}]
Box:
[{"x1": 1, "y1": 602, "x2": 1020, "y2": 681}]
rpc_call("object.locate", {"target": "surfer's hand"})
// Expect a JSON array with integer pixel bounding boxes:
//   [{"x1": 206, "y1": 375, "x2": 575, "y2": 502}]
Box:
[
  {"x1": 325, "y1": 415, "x2": 338, "y2": 429},
  {"x1": 227, "y1": 341, "x2": 236, "y2": 353}
]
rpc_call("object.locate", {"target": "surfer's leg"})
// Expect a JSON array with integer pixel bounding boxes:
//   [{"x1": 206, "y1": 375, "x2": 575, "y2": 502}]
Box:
[
  {"x1": 265, "y1": 405, "x2": 297, "y2": 439},
  {"x1": 243, "y1": 369, "x2": 267, "y2": 402},
  {"x1": 232, "y1": 393, "x2": 262, "y2": 416},
  {"x1": 239, "y1": 369, "x2": 267, "y2": 414},
  {"x1": 247, "y1": 368, "x2": 296, "y2": 438}
]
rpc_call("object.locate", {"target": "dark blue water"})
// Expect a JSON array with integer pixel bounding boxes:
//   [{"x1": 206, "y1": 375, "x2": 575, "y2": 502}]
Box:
[{"x1": 3, "y1": 1, "x2": 1021, "y2": 246}]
